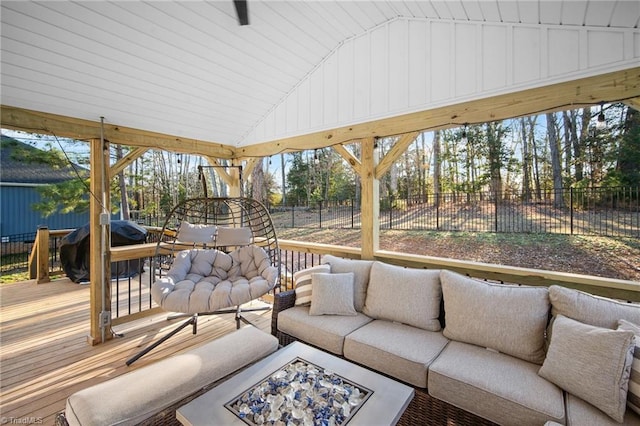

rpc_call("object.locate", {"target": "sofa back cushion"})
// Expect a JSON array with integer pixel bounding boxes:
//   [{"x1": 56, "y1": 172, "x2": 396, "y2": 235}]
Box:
[
  {"x1": 441, "y1": 270, "x2": 550, "y2": 364},
  {"x1": 363, "y1": 262, "x2": 442, "y2": 331},
  {"x1": 322, "y1": 255, "x2": 374, "y2": 312},
  {"x1": 549, "y1": 285, "x2": 640, "y2": 329}
]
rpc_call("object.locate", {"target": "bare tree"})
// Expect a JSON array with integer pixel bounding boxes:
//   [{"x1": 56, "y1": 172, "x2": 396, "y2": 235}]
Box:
[
  {"x1": 432, "y1": 130, "x2": 441, "y2": 206},
  {"x1": 575, "y1": 108, "x2": 590, "y2": 183},
  {"x1": 520, "y1": 118, "x2": 532, "y2": 201},
  {"x1": 525, "y1": 116, "x2": 542, "y2": 200},
  {"x1": 485, "y1": 122, "x2": 506, "y2": 200},
  {"x1": 546, "y1": 113, "x2": 564, "y2": 207},
  {"x1": 251, "y1": 158, "x2": 265, "y2": 203},
  {"x1": 280, "y1": 153, "x2": 287, "y2": 206}
]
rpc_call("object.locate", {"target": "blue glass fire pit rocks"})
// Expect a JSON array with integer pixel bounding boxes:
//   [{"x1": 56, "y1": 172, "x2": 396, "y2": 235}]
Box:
[{"x1": 225, "y1": 358, "x2": 372, "y2": 425}]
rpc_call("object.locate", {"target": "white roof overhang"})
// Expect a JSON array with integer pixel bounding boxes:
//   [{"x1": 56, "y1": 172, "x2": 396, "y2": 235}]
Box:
[{"x1": 1, "y1": 1, "x2": 639, "y2": 159}]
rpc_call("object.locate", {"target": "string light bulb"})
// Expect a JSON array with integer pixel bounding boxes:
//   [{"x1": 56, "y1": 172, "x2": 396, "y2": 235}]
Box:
[
  {"x1": 596, "y1": 103, "x2": 606, "y2": 130},
  {"x1": 461, "y1": 124, "x2": 468, "y2": 144}
]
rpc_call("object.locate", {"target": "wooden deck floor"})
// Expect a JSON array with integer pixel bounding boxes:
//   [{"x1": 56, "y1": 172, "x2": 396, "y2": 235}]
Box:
[{"x1": 0, "y1": 278, "x2": 272, "y2": 425}]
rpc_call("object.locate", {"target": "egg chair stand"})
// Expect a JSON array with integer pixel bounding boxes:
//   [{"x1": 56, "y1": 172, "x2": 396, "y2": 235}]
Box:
[{"x1": 126, "y1": 197, "x2": 280, "y2": 366}]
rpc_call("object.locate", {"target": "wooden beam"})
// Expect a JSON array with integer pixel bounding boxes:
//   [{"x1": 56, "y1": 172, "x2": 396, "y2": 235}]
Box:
[
  {"x1": 88, "y1": 138, "x2": 111, "y2": 345},
  {"x1": 242, "y1": 157, "x2": 260, "y2": 178},
  {"x1": 229, "y1": 159, "x2": 242, "y2": 197},
  {"x1": 109, "y1": 147, "x2": 148, "y2": 179},
  {"x1": 205, "y1": 157, "x2": 234, "y2": 187},
  {"x1": 3, "y1": 68, "x2": 637, "y2": 164},
  {"x1": 332, "y1": 144, "x2": 362, "y2": 176},
  {"x1": 237, "y1": 67, "x2": 640, "y2": 158},
  {"x1": 624, "y1": 98, "x2": 640, "y2": 111},
  {"x1": 376, "y1": 131, "x2": 420, "y2": 178},
  {"x1": 360, "y1": 138, "x2": 379, "y2": 259},
  {"x1": 0, "y1": 106, "x2": 236, "y2": 158}
]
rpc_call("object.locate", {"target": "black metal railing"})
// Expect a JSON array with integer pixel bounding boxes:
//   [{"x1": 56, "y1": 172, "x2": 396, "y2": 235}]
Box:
[{"x1": 0, "y1": 231, "x2": 66, "y2": 275}]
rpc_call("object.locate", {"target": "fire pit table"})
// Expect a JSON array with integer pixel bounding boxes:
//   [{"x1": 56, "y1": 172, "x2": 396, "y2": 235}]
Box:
[{"x1": 177, "y1": 342, "x2": 414, "y2": 426}]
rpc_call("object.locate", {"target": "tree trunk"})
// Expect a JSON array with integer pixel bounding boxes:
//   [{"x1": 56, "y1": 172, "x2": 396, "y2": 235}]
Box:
[
  {"x1": 417, "y1": 134, "x2": 426, "y2": 201},
  {"x1": 546, "y1": 113, "x2": 564, "y2": 208},
  {"x1": 251, "y1": 158, "x2": 265, "y2": 203},
  {"x1": 527, "y1": 116, "x2": 542, "y2": 200},
  {"x1": 562, "y1": 111, "x2": 574, "y2": 179},
  {"x1": 280, "y1": 153, "x2": 287, "y2": 206},
  {"x1": 432, "y1": 130, "x2": 441, "y2": 206},
  {"x1": 520, "y1": 118, "x2": 532, "y2": 202},
  {"x1": 575, "y1": 108, "x2": 590, "y2": 183},
  {"x1": 486, "y1": 122, "x2": 503, "y2": 201}
]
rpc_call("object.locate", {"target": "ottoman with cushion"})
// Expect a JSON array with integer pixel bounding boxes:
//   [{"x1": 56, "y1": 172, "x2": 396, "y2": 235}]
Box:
[{"x1": 59, "y1": 326, "x2": 278, "y2": 426}]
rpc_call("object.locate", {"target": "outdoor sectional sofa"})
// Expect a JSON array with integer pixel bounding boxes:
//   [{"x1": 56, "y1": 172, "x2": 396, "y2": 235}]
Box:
[{"x1": 271, "y1": 255, "x2": 640, "y2": 426}]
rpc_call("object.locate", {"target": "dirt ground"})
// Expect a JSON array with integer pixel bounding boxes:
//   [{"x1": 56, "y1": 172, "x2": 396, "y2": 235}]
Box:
[{"x1": 277, "y1": 228, "x2": 640, "y2": 282}]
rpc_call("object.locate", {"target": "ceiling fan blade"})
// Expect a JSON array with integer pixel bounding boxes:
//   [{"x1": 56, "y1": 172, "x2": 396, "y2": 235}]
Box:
[{"x1": 233, "y1": 0, "x2": 249, "y2": 26}]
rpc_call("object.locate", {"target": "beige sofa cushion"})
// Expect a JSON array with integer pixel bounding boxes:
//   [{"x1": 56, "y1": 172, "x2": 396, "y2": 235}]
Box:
[
  {"x1": 619, "y1": 319, "x2": 640, "y2": 415},
  {"x1": 565, "y1": 393, "x2": 640, "y2": 426},
  {"x1": 363, "y1": 262, "x2": 441, "y2": 331},
  {"x1": 549, "y1": 285, "x2": 640, "y2": 329},
  {"x1": 322, "y1": 255, "x2": 373, "y2": 312},
  {"x1": 309, "y1": 272, "x2": 357, "y2": 316},
  {"x1": 343, "y1": 320, "x2": 449, "y2": 387},
  {"x1": 293, "y1": 264, "x2": 331, "y2": 306},
  {"x1": 65, "y1": 327, "x2": 278, "y2": 426},
  {"x1": 429, "y1": 340, "x2": 565, "y2": 425},
  {"x1": 539, "y1": 315, "x2": 635, "y2": 423},
  {"x1": 277, "y1": 305, "x2": 372, "y2": 355},
  {"x1": 441, "y1": 270, "x2": 550, "y2": 364}
]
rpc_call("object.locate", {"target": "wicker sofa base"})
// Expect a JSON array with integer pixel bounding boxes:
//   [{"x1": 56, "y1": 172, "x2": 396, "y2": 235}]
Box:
[{"x1": 277, "y1": 330, "x2": 497, "y2": 426}]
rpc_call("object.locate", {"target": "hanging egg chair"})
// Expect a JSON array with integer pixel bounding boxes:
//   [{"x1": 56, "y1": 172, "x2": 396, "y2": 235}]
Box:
[{"x1": 127, "y1": 197, "x2": 280, "y2": 365}]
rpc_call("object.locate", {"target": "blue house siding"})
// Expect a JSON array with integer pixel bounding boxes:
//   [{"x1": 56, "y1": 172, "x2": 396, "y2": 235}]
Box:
[{"x1": 0, "y1": 185, "x2": 89, "y2": 236}]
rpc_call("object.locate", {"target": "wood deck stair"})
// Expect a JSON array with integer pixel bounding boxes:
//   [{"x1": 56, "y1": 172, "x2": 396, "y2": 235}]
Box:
[{"x1": 0, "y1": 278, "x2": 272, "y2": 425}]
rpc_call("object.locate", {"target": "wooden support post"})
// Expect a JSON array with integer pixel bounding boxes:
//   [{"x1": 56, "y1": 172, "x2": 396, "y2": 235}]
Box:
[
  {"x1": 360, "y1": 138, "x2": 379, "y2": 260},
  {"x1": 228, "y1": 159, "x2": 242, "y2": 197},
  {"x1": 36, "y1": 225, "x2": 50, "y2": 284},
  {"x1": 88, "y1": 138, "x2": 112, "y2": 345}
]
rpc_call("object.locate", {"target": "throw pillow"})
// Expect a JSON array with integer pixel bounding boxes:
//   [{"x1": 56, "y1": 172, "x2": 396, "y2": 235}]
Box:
[
  {"x1": 216, "y1": 227, "x2": 252, "y2": 247},
  {"x1": 618, "y1": 319, "x2": 640, "y2": 415},
  {"x1": 539, "y1": 315, "x2": 635, "y2": 423},
  {"x1": 293, "y1": 264, "x2": 331, "y2": 306},
  {"x1": 321, "y1": 255, "x2": 373, "y2": 312},
  {"x1": 309, "y1": 272, "x2": 357, "y2": 316},
  {"x1": 363, "y1": 262, "x2": 442, "y2": 331},
  {"x1": 176, "y1": 221, "x2": 217, "y2": 243},
  {"x1": 441, "y1": 270, "x2": 549, "y2": 364}
]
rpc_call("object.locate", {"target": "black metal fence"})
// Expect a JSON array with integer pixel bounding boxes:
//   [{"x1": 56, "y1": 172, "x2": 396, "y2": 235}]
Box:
[
  {"x1": 0, "y1": 231, "x2": 67, "y2": 275},
  {"x1": 270, "y1": 186, "x2": 639, "y2": 238},
  {"x1": 2, "y1": 186, "x2": 637, "y2": 278}
]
